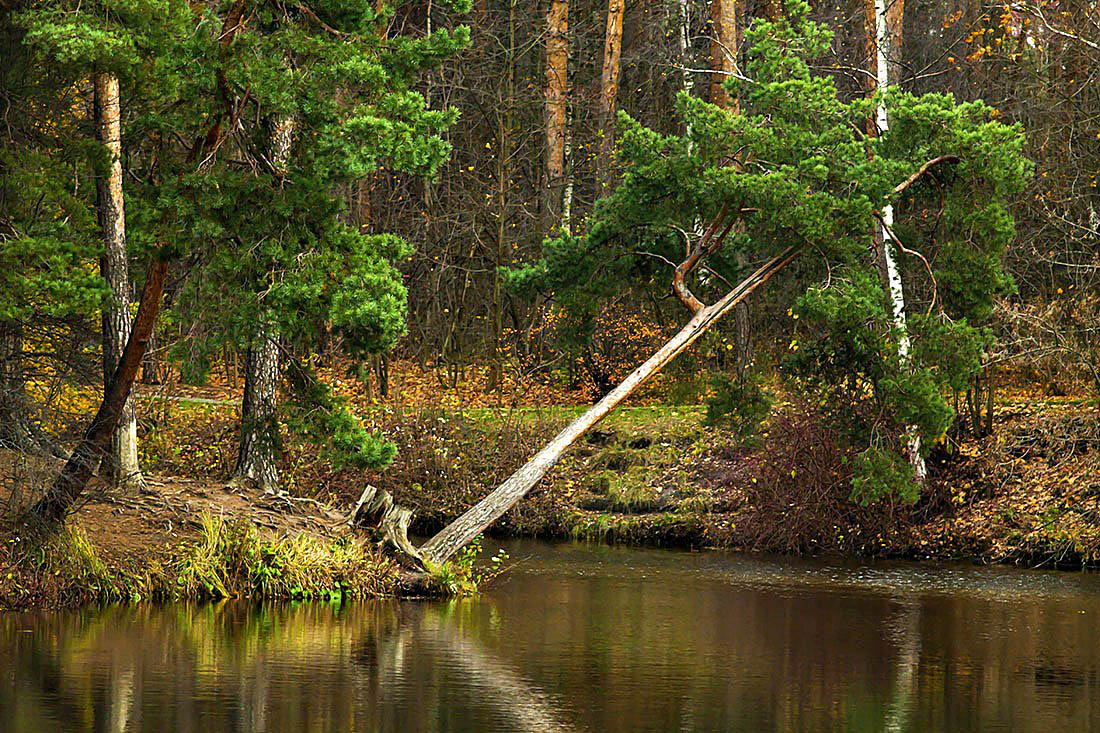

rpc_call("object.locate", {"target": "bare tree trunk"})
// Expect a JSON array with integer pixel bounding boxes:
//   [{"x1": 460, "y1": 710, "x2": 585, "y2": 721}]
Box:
[
  {"x1": 677, "y1": 0, "x2": 695, "y2": 105},
  {"x1": 544, "y1": 0, "x2": 569, "y2": 226},
  {"x1": 597, "y1": 0, "x2": 625, "y2": 193},
  {"x1": 708, "y1": 0, "x2": 751, "y2": 378},
  {"x1": 417, "y1": 246, "x2": 801, "y2": 566},
  {"x1": 488, "y1": 0, "x2": 517, "y2": 396},
  {"x1": 32, "y1": 260, "x2": 169, "y2": 523},
  {"x1": 866, "y1": 0, "x2": 925, "y2": 481},
  {"x1": 708, "y1": 0, "x2": 740, "y2": 111},
  {"x1": 233, "y1": 116, "x2": 295, "y2": 494},
  {"x1": 0, "y1": 321, "x2": 54, "y2": 454},
  {"x1": 234, "y1": 336, "x2": 280, "y2": 492},
  {"x1": 94, "y1": 70, "x2": 143, "y2": 492}
]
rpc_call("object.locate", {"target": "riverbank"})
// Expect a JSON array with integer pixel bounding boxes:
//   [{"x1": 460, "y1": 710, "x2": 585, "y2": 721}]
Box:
[
  {"x1": 0, "y1": 467, "x2": 408, "y2": 611},
  {"x1": 6, "y1": 377, "x2": 1099, "y2": 611}
]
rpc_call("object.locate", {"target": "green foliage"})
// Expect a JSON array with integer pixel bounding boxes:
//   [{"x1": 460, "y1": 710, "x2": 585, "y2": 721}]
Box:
[
  {"x1": 427, "y1": 537, "x2": 509, "y2": 596},
  {"x1": 850, "y1": 446, "x2": 920, "y2": 506},
  {"x1": 285, "y1": 362, "x2": 396, "y2": 471},
  {"x1": 704, "y1": 371, "x2": 774, "y2": 447},
  {"x1": 509, "y1": 2, "x2": 1029, "y2": 503}
]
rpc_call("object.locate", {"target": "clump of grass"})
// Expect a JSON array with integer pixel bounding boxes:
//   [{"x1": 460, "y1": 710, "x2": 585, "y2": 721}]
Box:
[
  {"x1": 1, "y1": 522, "x2": 141, "y2": 608},
  {"x1": 172, "y1": 511, "x2": 398, "y2": 600},
  {"x1": 607, "y1": 467, "x2": 661, "y2": 512},
  {"x1": 424, "y1": 537, "x2": 510, "y2": 596}
]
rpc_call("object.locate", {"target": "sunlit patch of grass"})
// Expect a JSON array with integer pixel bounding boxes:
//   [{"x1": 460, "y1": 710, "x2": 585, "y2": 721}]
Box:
[{"x1": 172, "y1": 511, "x2": 398, "y2": 600}]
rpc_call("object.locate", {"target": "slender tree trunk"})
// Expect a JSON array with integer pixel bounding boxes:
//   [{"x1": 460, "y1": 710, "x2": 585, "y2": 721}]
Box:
[
  {"x1": 233, "y1": 116, "x2": 294, "y2": 494},
  {"x1": 31, "y1": 260, "x2": 169, "y2": 522},
  {"x1": 0, "y1": 321, "x2": 45, "y2": 452},
  {"x1": 545, "y1": 0, "x2": 569, "y2": 226},
  {"x1": 597, "y1": 0, "x2": 625, "y2": 193},
  {"x1": 708, "y1": 0, "x2": 751, "y2": 378},
  {"x1": 489, "y1": 0, "x2": 517, "y2": 396},
  {"x1": 708, "y1": 0, "x2": 740, "y2": 111},
  {"x1": 93, "y1": 70, "x2": 143, "y2": 491},
  {"x1": 677, "y1": 0, "x2": 695, "y2": 104},
  {"x1": 418, "y1": 246, "x2": 801, "y2": 566},
  {"x1": 866, "y1": 0, "x2": 925, "y2": 481}
]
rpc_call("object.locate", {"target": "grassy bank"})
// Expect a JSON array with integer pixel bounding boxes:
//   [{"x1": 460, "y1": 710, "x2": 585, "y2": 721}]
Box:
[
  {"x1": 7, "y1": 387, "x2": 1100, "y2": 613},
  {"x1": 127, "y1": 388, "x2": 1100, "y2": 569}
]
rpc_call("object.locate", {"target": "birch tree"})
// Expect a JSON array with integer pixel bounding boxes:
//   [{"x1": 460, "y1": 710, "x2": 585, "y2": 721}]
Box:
[
  {"x1": 405, "y1": 4, "x2": 1028, "y2": 566},
  {"x1": 866, "y1": 0, "x2": 926, "y2": 481}
]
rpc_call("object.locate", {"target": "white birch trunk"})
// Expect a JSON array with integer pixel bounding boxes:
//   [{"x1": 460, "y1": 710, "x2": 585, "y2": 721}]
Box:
[{"x1": 873, "y1": 0, "x2": 926, "y2": 481}]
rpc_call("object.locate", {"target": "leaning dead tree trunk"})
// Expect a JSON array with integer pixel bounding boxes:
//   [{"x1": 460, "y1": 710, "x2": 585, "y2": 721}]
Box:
[
  {"x1": 31, "y1": 260, "x2": 169, "y2": 522},
  {"x1": 417, "y1": 239, "x2": 802, "y2": 566}
]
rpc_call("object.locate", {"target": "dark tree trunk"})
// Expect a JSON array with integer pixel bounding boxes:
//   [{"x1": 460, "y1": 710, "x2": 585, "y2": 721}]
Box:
[
  {"x1": 31, "y1": 260, "x2": 168, "y2": 523},
  {"x1": 233, "y1": 336, "x2": 280, "y2": 493}
]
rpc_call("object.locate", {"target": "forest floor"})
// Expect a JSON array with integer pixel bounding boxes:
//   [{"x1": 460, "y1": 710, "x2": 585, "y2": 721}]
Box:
[
  {"x1": 5, "y1": 363, "x2": 1099, "y2": 611},
  {"x1": 123, "y1": 362, "x2": 1100, "y2": 569}
]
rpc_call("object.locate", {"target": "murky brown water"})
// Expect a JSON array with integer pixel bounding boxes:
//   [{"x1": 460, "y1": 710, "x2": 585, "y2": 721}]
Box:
[{"x1": 4, "y1": 540, "x2": 1100, "y2": 731}]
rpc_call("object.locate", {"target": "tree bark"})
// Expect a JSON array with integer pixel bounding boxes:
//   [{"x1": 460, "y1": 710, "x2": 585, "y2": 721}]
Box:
[
  {"x1": 708, "y1": 0, "x2": 740, "y2": 111},
  {"x1": 234, "y1": 336, "x2": 281, "y2": 493},
  {"x1": 0, "y1": 321, "x2": 53, "y2": 453},
  {"x1": 94, "y1": 70, "x2": 143, "y2": 492},
  {"x1": 597, "y1": 0, "x2": 625, "y2": 193},
  {"x1": 417, "y1": 245, "x2": 801, "y2": 566},
  {"x1": 866, "y1": 0, "x2": 925, "y2": 482},
  {"x1": 544, "y1": 0, "x2": 569, "y2": 225},
  {"x1": 31, "y1": 260, "x2": 168, "y2": 522},
  {"x1": 232, "y1": 116, "x2": 294, "y2": 493}
]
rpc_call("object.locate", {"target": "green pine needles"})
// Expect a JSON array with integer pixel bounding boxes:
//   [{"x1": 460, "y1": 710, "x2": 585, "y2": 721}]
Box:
[{"x1": 510, "y1": 1, "x2": 1030, "y2": 503}]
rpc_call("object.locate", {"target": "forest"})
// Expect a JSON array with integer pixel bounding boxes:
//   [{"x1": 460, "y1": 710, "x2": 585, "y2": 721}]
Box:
[{"x1": 0, "y1": 0, "x2": 1098, "y2": 604}]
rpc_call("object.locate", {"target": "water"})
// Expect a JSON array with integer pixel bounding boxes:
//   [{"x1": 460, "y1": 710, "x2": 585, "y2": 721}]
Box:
[{"x1": 4, "y1": 540, "x2": 1100, "y2": 732}]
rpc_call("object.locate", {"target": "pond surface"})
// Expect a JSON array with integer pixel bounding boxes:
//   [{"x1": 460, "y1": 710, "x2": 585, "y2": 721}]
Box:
[{"x1": 4, "y1": 540, "x2": 1100, "y2": 732}]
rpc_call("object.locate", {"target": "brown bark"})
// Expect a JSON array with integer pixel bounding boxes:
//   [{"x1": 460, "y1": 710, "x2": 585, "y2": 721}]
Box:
[
  {"x1": 708, "y1": 0, "x2": 740, "y2": 111},
  {"x1": 417, "y1": 245, "x2": 802, "y2": 566},
  {"x1": 597, "y1": 0, "x2": 625, "y2": 192},
  {"x1": 708, "y1": 0, "x2": 750, "y2": 376},
  {"x1": 31, "y1": 260, "x2": 169, "y2": 522},
  {"x1": 94, "y1": 70, "x2": 143, "y2": 491},
  {"x1": 544, "y1": 0, "x2": 569, "y2": 223}
]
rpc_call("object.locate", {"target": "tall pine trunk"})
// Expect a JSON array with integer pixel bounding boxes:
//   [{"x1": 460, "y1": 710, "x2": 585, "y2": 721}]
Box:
[
  {"x1": 866, "y1": 0, "x2": 926, "y2": 481},
  {"x1": 708, "y1": 0, "x2": 751, "y2": 379},
  {"x1": 233, "y1": 116, "x2": 294, "y2": 493},
  {"x1": 93, "y1": 70, "x2": 143, "y2": 491},
  {"x1": 234, "y1": 336, "x2": 280, "y2": 492},
  {"x1": 544, "y1": 0, "x2": 569, "y2": 227},
  {"x1": 597, "y1": 0, "x2": 625, "y2": 193}
]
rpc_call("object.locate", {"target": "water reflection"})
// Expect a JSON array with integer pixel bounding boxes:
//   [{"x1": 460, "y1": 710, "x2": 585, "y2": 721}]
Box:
[{"x1": 3, "y1": 541, "x2": 1100, "y2": 731}]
